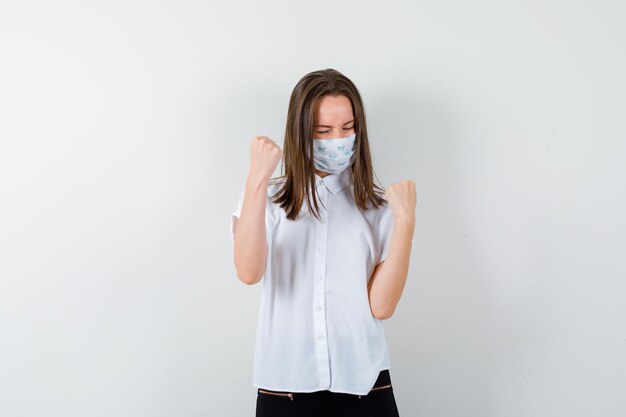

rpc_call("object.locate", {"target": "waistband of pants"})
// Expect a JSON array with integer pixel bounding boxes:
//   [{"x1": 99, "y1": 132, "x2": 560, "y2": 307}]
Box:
[{"x1": 372, "y1": 368, "x2": 391, "y2": 388}]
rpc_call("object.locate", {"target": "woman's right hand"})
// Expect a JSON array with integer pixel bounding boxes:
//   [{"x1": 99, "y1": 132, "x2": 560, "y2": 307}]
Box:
[{"x1": 249, "y1": 136, "x2": 283, "y2": 182}]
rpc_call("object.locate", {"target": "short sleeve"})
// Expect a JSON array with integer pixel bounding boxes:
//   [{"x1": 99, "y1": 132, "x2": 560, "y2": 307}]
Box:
[
  {"x1": 229, "y1": 187, "x2": 274, "y2": 244},
  {"x1": 230, "y1": 188, "x2": 245, "y2": 241},
  {"x1": 377, "y1": 204, "x2": 414, "y2": 264}
]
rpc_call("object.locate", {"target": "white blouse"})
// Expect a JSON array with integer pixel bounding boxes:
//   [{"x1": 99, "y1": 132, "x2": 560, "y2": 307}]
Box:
[{"x1": 230, "y1": 167, "x2": 402, "y2": 396}]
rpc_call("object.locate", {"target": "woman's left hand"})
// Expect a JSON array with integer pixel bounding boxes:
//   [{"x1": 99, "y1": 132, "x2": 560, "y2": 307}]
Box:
[{"x1": 384, "y1": 180, "x2": 417, "y2": 221}]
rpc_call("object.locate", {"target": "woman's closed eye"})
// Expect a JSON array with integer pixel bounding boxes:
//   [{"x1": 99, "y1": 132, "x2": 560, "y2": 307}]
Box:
[{"x1": 317, "y1": 128, "x2": 354, "y2": 134}]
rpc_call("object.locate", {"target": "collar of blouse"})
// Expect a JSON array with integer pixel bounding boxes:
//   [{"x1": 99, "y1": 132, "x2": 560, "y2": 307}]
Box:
[{"x1": 313, "y1": 168, "x2": 352, "y2": 195}]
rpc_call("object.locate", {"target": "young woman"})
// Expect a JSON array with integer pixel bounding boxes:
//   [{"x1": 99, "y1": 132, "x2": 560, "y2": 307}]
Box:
[{"x1": 231, "y1": 68, "x2": 416, "y2": 417}]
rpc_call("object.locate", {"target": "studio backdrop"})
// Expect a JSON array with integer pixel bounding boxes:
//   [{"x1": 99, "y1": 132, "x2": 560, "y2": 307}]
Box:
[{"x1": 0, "y1": 1, "x2": 624, "y2": 416}]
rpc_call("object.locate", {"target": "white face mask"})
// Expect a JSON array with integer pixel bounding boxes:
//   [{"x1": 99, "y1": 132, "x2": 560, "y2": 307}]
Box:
[{"x1": 312, "y1": 133, "x2": 357, "y2": 174}]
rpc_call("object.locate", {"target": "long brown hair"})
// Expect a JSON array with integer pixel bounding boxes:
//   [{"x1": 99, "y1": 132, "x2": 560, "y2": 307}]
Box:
[{"x1": 271, "y1": 68, "x2": 388, "y2": 221}]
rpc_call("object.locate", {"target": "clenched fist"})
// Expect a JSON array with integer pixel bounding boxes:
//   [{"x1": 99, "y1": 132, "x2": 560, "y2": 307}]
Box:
[
  {"x1": 249, "y1": 136, "x2": 283, "y2": 182},
  {"x1": 384, "y1": 180, "x2": 417, "y2": 221}
]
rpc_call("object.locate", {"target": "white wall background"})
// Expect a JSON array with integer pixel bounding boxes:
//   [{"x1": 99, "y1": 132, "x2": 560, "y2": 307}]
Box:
[{"x1": 1, "y1": 1, "x2": 624, "y2": 416}]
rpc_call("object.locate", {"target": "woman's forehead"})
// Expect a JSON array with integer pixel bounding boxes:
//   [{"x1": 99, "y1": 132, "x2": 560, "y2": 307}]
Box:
[{"x1": 315, "y1": 96, "x2": 354, "y2": 125}]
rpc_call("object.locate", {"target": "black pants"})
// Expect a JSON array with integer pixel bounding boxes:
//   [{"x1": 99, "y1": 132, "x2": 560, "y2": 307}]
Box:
[{"x1": 255, "y1": 369, "x2": 400, "y2": 417}]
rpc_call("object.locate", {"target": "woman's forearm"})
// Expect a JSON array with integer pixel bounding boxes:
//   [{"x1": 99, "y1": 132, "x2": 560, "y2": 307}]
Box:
[{"x1": 233, "y1": 173, "x2": 269, "y2": 285}]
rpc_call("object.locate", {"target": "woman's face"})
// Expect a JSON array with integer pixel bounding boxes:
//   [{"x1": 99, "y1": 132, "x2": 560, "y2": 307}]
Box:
[{"x1": 313, "y1": 95, "x2": 355, "y2": 140}]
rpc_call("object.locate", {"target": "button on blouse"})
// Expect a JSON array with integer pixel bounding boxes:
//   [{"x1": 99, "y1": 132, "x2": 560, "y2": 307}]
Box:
[{"x1": 230, "y1": 168, "x2": 400, "y2": 396}]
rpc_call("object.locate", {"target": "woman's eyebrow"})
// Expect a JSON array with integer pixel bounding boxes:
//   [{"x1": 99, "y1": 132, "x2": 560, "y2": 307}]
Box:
[{"x1": 315, "y1": 119, "x2": 354, "y2": 128}]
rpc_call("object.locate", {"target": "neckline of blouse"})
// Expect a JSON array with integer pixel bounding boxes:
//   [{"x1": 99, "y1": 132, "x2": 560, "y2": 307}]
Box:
[{"x1": 313, "y1": 168, "x2": 352, "y2": 195}]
